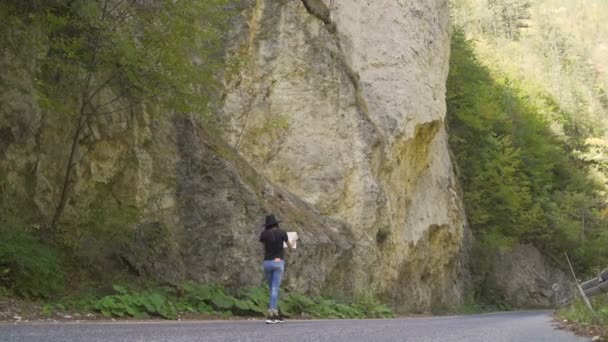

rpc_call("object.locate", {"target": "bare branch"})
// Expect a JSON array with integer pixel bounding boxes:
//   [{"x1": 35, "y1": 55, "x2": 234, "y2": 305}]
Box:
[
  {"x1": 112, "y1": 0, "x2": 137, "y2": 25},
  {"x1": 87, "y1": 72, "x2": 121, "y2": 103},
  {"x1": 86, "y1": 103, "x2": 139, "y2": 117},
  {"x1": 95, "y1": 90, "x2": 130, "y2": 110},
  {"x1": 106, "y1": 0, "x2": 128, "y2": 18},
  {"x1": 101, "y1": 0, "x2": 110, "y2": 20}
]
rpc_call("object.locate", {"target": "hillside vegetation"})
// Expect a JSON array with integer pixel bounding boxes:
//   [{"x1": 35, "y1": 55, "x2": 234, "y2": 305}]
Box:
[
  {"x1": 449, "y1": 0, "x2": 608, "y2": 305},
  {"x1": 0, "y1": 0, "x2": 231, "y2": 299},
  {"x1": 451, "y1": 0, "x2": 608, "y2": 122}
]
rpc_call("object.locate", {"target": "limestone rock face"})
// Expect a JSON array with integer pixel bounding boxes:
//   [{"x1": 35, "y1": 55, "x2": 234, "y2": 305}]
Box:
[
  {"x1": 1, "y1": 0, "x2": 469, "y2": 312},
  {"x1": 168, "y1": 117, "x2": 354, "y2": 294},
  {"x1": 489, "y1": 244, "x2": 572, "y2": 308},
  {"x1": 222, "y1": 0, "x2": 468, "y2": 310}
]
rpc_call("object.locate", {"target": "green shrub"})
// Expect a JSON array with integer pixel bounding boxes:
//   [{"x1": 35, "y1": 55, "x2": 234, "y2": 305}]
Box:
[
  {"x1": 0, "y1": 286, "x2": 9, "y2": 299},
  {"x1": 279, "y1": 293, "x2": 315, "y2": 316},
  {"x1": 559, "y1": 295, "x2": 608, "y2": 327},
  {"x1": 94, "y1": 283, "x2": 267, "y2": 319},
  {"x1": 453, "y1": 294, "x2": 487, "y2": 314},
  {"x1": 237, "y1": 286, "x2": 269, "y2": 314},
  {"x1": 91, "y1": 283, "x2": 394, "y2": 320},
  {"x1": 352, "y1": 292, "x2": 395, "y2": 318},
  {"x1": 279, "y1": 291, "x2": 394, "y2": 319},
  {"x1": 94, "y1": 285, "x2": 177, "y2": 319},
  {"x1": 177, "y1": 283, "x2": 265, "y2": 315},
  {"x1": 599, "y1": 305, "x2": 608, "y2": 325},
  {"x1": 0, "y1": 228, "x2": 64, "y2": 298}
]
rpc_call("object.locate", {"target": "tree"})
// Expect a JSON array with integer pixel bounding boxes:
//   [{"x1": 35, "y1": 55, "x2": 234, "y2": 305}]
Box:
[
  {"x1": 2, "y1": 0, "x2": 232, "y2": 230},
  {"x1": 487, "y1": 0, "x2": 531, "y2": 40},
  {"x1": 447, "y1": 31, "x2": 608, "y2": 275}
]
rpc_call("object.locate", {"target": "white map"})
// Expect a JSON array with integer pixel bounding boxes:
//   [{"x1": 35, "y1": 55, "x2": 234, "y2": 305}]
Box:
[{"x1": 283, "y1": 232, "x2": 298, "y2": 249}]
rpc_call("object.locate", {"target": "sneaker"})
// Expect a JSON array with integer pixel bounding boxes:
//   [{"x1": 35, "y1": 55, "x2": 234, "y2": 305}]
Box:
[
  {"x1": 274, "y1": 309, "x2": 285, "y2": 323},
  {"x1": 265, "y1": 310, "x2": 276, "y2": 324}
]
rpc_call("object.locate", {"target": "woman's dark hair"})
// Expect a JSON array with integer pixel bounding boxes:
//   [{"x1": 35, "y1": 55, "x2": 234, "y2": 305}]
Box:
[
  {"x1": 265, "y1": 223, "x2": 279, "y2": 230},
  {"x1": 265, "y1": 224, "x2": 279, "y2": 243}
]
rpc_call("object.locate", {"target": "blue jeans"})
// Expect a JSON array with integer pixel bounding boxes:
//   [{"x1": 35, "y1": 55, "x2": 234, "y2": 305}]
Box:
[{"x1": 263, "y1": 260, "x2": 284, "y2": 310}]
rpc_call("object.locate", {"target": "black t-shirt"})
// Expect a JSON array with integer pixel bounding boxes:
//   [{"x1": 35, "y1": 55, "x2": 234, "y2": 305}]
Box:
[{"x1": 259, "y1": 228, "x2": 288, "y2": 261}]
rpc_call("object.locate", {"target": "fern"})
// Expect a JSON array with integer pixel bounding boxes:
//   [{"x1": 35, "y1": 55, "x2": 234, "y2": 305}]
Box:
[{"x1": 92, "y1": 283, "x2": 394, "y2": 320}]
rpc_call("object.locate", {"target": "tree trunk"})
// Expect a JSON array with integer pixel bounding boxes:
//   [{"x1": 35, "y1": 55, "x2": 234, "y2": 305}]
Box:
[{"x1": 50, "y1": 107, "x2": 88, "y2": 231}]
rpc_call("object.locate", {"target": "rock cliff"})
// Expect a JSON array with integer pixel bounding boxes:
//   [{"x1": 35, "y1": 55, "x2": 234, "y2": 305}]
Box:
[
  {"x1": 221, "y1": 0, "x2": 468, "y2": 310},
  {"x1": 0, "y1": 0, "x2": 469, "y2": 311},
  {"x1": 488, "y1": 244, "x2": 572, "y2": 308}
]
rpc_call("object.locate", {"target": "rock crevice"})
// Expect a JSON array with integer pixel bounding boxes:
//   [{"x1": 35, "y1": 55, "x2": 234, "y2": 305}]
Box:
[{"x1": 299, "y1": 0, "x2": 380, "y2": 139}]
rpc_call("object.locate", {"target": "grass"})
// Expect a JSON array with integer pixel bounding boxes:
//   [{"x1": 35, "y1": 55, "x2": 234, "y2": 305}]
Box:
[{"x1": 558, "y1": 295, "x2": 608, "y2": 327}]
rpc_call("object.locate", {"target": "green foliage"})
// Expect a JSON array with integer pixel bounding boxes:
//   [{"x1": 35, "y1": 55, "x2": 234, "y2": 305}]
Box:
[
  {"x1": 91, "y1": 283, "x2": 394, "y2": 319},
  {"x1": 239, "y1": 286, "x2": 269, "y2": 314},
  {"x1": 451, "y1": 0, "x2": 608, "y2": 156},
  {"x1": 0, "y1": 179, "x2": 64, "y2": 298},
  {"x1": 56, "y1": 294, "x2": 97, "y2": 313},
  {"x1": 0, "y1": 286, "x2": 9, "y2": 299},
  {"x1": 350, "y1": 291, "x2": 395, "y2": 318},
  {"x1": 279, "y1": 293, "x2": 315, "y2": 316},
  {"x1": 1, "y1": 0, "x2": 235, "y2": 292},
  {"x1": 2, "y1": 0, "x2": 233, "y2": 116},
  {"x1": 41, "y1": 304, "x2": 54, "y2": 317},
  {"x1": 93, "y1": 283, "x2": 264, "y2": 319},
  {"x1": 601, "y1": 305, "x2": 608, "y2": 325},
  {"x1": 453, "y1": 294, "x2": 488, "y2": 314},
  {"x1": 0, "y1": 228, "x2": 64, "y2": 299},
  {"x1": 1, "y1": 0, "x2": 235, "y2": 245},
  {"x1": 448, "y1": 30, "x2": 608, "y2": 304},
  {"x1": 58, "y1": 184, "x2": 139, "y2": 271},
  {"x1": 558, "y1": 295, "x2": 608, "y2": 327},
  {"x1": 94, "y1": 285, "x2": 177, "y2": 319},
  {"x1": 279, "y1": 291, "x2": 394, "y2": 319},
  {"x1": 486, "y1": 0, "x2": 531, "y2": 40}
]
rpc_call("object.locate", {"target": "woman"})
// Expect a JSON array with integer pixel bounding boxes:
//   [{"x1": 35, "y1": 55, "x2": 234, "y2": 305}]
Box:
[{"x1": 259, "y1": 214, "x2": 295, "y2": 324}]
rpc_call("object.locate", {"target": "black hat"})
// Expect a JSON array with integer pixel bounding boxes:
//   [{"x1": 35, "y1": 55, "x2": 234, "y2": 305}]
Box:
[{"x1": 263, "y1": 214, "x2": 281, "y2": 228}]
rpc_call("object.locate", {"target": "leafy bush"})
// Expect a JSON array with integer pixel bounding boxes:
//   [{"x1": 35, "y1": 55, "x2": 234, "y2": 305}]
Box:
[
  {"x1": 453, "y1": 294, "x2": 488, "y2": 315},
  {"x1": 177, "y1": 283, "x2": 265, "y2": 315},
  {"x1": 236, "y1": 286, "x2": 269, "y2": 314},
  {"x1": 279, "y1": 293, "x2": 315, "y2": 316},
  {"x1": 0, "y1": 228, "x2": 64, "y2": 298},
  {"x1": 0, "y1": 286, "x2": 9, "y2": 299},
  {"x1": 94, "y1": 283, "x2": 266, "y2": 319},
  {"x1": 94, "y1": 285, "x2": 177, "y2": 319},
  {"x1": 0, "y1": 173, "x2": 64, "y2": 298},
  {"x1": 279, "y1": 291, "x2": 394, "y2": 319},
  {"x1": 558, "y1": 295, "x2": 608, "y2": 327},
  {"x1": 600, "y1": 305, "x2": 608, "y2": 326},
  {"x1": 58, "y1": 186, "x2": 138, "y2": 271},
  {"x1": 351, "y1": 292, "x2": 395, "y2": 318},
  {"x1": 91, "y1": 283, "x2": 394, "y2": 320}
]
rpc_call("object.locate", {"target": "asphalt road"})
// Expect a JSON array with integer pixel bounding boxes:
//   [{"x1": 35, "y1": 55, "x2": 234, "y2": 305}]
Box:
[{"x1": 0, "y1": 311, "x2": 591, "y2": 342}]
